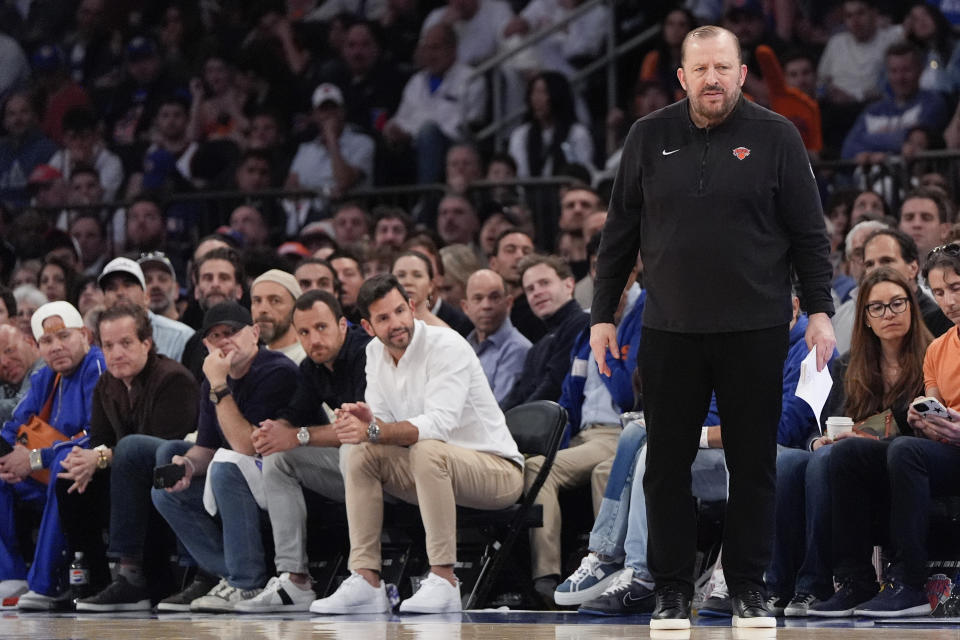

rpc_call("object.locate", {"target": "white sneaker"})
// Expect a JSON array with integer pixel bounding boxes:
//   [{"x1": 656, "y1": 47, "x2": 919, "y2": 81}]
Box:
[
  {"x1": 189, "y1": 578, "x2": 263, "y2": 612},
  {"x1": 310, "y1": 572, "x2": 391, "y2": 615},
  {"x1": 17, "y1": 589, "x2": 71, "y2": 611},
  {"x1": 399, "y1": 573, "x2": 462, "y2": 614},
  {"x1": 234, "y1": 573, "x2": 316, "y2": 613},
  {"x1": 0, "y1": 579, "x2": 28, "y2": 608}
]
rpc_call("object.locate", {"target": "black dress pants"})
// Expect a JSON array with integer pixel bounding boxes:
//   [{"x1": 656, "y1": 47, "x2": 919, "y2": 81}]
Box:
[{"x1": 641, "y1": 324, "x2": 789, "y2": 597}]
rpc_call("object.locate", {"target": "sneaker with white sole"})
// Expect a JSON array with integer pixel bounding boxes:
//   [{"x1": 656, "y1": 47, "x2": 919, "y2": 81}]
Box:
[
  {"x1": 156, "y1": 573, "x2": 219, "y2": 612},
  {"x1": 310, "y1": 572, "x2": 391, "y2": 615},
  {"x1": 234, "y1": 573, "x2": 316, "y2": 613},
  {"x1": 17, "y1": 589, "x2": 72, "y2": 611},
  {"x1": 554, "y1": 554, "x2": 622, "y2": 606},
  {"x1": 76, "y1": 576, "x2": 151, "y2": 612},
  {"x1": 783, "y1": 592, "x2": 819, "y2": 617},
  {"x1": 399, "y1": 573, "x2": 461, "y2": 614},
  {"x1": 189, "y1": 578, "x2": 262, "y2": 613},
  {"x1": 0, "y1": 580, "x2": 27, "y2": 609}
]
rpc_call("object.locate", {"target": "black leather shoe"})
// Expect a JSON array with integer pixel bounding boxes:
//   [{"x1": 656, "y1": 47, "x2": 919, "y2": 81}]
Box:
[
  {"x1": 732, "y1": 589, "x2": 776, "y2": 628},
  {"x1": 650, "y1": 585, "x2": 691, "y2": 630}
]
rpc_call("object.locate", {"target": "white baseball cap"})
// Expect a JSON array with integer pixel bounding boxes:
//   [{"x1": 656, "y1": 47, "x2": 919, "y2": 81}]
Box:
[
  {"x1": 99, "y1": 257, "x2": 146, "y2": 290},
  {"x1": 31, "y1": 301, "x2": 84, "y2": 341},
  {"x1": 312, "y1": 83, "x2": 344, "y2": 108}
]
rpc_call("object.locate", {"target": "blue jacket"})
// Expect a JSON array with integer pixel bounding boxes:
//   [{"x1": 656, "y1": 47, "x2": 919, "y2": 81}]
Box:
[
  {"x1": 558, "y1": 290, "x2": 645, "y2": 448},
  {"x1": 1, "y1": 346, "x2": 105, "y2": 467},
  {"x1": 0, "y1": 129, "x2": 58, "y2": 207},
  {"x1": 841, "y1": 90, "x2": 948, "y2": 159},
  {"x1": 777, "y1": 314, "x2": 838, "y2": 448}
]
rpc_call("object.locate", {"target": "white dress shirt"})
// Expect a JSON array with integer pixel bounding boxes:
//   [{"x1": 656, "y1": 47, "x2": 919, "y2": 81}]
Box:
[
  {"x1": 364, "y1": 319, "x2": 523, "y2": 466},
  {"x1": 390, "y1": 62, "x2": 487, "y2": 142}
]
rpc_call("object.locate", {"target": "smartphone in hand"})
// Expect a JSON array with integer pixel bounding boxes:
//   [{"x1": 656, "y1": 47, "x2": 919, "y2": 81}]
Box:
[{"x1": 153, "y1": 463, "x2": 186, "y2": 489}]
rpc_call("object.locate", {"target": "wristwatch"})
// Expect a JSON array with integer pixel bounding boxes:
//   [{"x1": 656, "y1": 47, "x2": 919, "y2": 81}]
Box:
[
  {"x1": 296, "y1": 427, "x2": 310, "y2": 446},
  {"x1": 94, "y1": 444, "x2": 110, "y2": 469},
  {"x1": 367, "y1": 419, "x2": 380, "y2": 443},
  {"x1": 29, "y1": 448, "x2": 42, "y2": 471},
  {"x1": 209, "y1": 384, "x2": 231, "y2": 405}
]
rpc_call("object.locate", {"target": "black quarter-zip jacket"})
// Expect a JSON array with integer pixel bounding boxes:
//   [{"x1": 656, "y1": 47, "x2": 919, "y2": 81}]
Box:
[{"x1": 592, "y1": 96, "x2": 834, "y2": 332}]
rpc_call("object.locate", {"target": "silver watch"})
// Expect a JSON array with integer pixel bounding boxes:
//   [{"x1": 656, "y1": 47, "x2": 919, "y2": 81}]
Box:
[
  {"x1": 296, "y1": 427, "x2": 310, "y2": 446},
  {"x1": 29, "y1": 448, "x2": 43, "y2": 471},
  {"x1": 367, "y1": 420, "x2": 380, "y2": 443}
]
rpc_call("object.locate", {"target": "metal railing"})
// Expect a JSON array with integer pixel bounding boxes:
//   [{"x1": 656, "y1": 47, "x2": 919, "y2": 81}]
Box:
[{"x1": 465, "y1": 0, "x2": 660, "y2": 149}]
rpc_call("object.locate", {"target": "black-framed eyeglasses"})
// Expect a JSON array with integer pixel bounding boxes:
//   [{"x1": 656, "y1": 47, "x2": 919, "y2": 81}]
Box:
[
  {"x1": 864, "y1": 296, "x2": 909, "y2": 318},
  {"x1": 926, "y1": 243, "x2": 960, "y2": 262}
]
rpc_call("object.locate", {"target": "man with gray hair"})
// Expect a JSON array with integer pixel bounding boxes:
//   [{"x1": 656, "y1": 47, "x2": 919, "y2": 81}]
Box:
[
  {"x1": 0, "y1": 324, "x2": 44, "y2": 423},
  {"x1": 833, "y1": 219, "x2": 889, "y2": 354}
]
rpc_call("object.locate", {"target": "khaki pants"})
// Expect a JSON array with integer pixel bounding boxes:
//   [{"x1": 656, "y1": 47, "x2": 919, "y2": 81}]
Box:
[
  {"x1": 526, "y1": 426, "x2": 620, "y2": 579},
  {"x1": 346, "y1": 440, "x2": 523, "y2": 571}
]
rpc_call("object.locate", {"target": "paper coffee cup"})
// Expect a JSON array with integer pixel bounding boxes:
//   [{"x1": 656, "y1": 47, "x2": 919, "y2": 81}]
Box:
[{"x1": 826, "y1": 416, "x2": 854, "y2": 439}]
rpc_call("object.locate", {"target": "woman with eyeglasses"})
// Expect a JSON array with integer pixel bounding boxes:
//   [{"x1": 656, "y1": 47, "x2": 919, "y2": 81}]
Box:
[
  {"x1": 768, "y1": 268, "x2": 932, "y2": 617},
  {"x1": 806, "y1": 266, "x2": 940, "y2": 617}
]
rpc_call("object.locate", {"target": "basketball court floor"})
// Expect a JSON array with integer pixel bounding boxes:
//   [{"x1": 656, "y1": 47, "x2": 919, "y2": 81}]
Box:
[{"x1": 4, "y1": 610, "x2": 960, "y2": 639}]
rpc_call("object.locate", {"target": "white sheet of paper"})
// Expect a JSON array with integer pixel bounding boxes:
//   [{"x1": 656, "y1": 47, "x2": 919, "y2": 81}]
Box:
[{"x1": 795, "y1": 347, "x2": 833, "y2": 425}]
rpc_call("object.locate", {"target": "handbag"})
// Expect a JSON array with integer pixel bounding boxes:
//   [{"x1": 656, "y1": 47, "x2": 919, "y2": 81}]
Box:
[
  {"x1": 852, "y1": 408, "x2": 898, "y2": 440},
  {"x1": 15, "y1": 374, "x2": 68, "y2": 484}
]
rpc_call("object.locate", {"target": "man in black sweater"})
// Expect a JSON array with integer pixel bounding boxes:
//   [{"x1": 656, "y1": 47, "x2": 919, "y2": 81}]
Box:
[
  {"x1": 501, "y1": 254, "x2": 589, "y2": 411},
  {"x1": 590, "y1": 25, "x2": 836, "y2": 629},
  {"x1": 237, "y1": 289, "x2": 370, "y2": 613}
]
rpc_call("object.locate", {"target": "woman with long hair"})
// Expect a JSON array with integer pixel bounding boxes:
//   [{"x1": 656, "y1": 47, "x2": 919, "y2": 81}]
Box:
[
  {"x1": 507, "y1": 71, "x2": 594, "y2": 178},
  {"x1": 639, "y1": 7, "x2": 695, "y2": 102},
  {"x1": 767, "y1": 267, "x2": 932, "y2": 617},
  {"x1": 391, "y1": 250, "x2": 448, "y2": 328}
]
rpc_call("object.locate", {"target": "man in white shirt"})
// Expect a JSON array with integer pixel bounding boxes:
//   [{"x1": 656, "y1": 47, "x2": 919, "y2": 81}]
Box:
[
  {"x1": 383, "y1": 23, "x2": 487, "y2": 183},
  {"x1": 287, "y1": 83, "x2": 375, "y2": 198},
  {"x1": 310, "y1": 274, "x2": 523, "y2": 615},
  {"x1": 421, "y1": 0, "x2": 514, "y2": 67}
]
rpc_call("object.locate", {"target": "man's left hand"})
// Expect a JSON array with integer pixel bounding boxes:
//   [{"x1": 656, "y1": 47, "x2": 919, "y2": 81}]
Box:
[
  {"x1": 253, "y1": 420, "x2": 299, "y2": 455},
  {"x1": 0, "y1": 444, "x2": 31, "y2": 484},
  {"x1": 805, "y1": 312, "x2": 836, "y2": 371},
  {"x1": 57, "y1": 446, "x2": 99, "y2": 494},
  {"x1": 918, "y1": 407, "x2": 960, "y2": 445}
]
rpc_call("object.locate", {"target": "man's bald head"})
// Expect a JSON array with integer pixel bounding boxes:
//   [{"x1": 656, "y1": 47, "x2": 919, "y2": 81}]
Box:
[
  {"x1": 0, "y1": 323, "x2": 39, "y2": 387},
  {"x1": 462, "y1": 268, "x2": 512, "y2": 340}
]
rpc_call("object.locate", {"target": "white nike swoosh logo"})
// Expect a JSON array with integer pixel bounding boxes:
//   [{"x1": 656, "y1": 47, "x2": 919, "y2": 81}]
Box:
[{"x1": 662, "y1": 149, "x2": 680, "y2": 156}]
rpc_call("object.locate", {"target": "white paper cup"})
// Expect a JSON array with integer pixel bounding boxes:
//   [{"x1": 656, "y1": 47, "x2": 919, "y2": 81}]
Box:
[{"x1": 826, "y1": 416, "x2": 854, "y2": 439}]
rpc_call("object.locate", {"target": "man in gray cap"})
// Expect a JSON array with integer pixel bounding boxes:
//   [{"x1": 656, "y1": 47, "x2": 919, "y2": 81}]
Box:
[
  {"x1": 99, "y1": 257, "x2": 194, "y2": 362},
  {"x1": 138, "y1": 251, "x2": 180, "y2": 321},
  {"x1": 250, "y1": 269, "x2": 306, "y2": 365}
]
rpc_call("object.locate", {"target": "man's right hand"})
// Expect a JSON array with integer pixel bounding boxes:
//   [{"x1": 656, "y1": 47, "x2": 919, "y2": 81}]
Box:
[
  {"x1": 165, "y1": 456, "x2": 193, "y2": 493},
  {"x1": 590, "y1": 323, "x2": 619, "y2": 377}
]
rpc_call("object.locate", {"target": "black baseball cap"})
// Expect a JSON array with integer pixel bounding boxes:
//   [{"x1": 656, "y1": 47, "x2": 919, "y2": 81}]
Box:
[{"x1": 201, "y1": 301, "x2": 253, "y2": 338}]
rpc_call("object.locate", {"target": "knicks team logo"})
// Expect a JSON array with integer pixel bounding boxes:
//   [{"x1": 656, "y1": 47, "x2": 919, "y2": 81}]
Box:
[{"x1": 732, "y1": 146, "x2": 751, "y2": 160}]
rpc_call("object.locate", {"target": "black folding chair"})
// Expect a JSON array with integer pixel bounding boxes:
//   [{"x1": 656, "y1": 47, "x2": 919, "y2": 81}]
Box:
[{"x1": 457, "y1": 400, "x2": 568, "y2": 609}]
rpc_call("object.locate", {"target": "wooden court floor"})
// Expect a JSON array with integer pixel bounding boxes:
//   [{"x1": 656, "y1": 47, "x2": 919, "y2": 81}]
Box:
[{"x1": 3, "y1": 611, "x2": 960, "y2": 640}]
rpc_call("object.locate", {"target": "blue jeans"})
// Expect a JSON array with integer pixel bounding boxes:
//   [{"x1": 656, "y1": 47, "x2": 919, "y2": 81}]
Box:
[
  {"x1": 586, "y1": 427, "x2": 727, "y2": 588},
  {"x1": 0, "y1": 447, "x2": 74, "y2": 595},
  {"x1": 766, "y1": 444, "x2": 835, "y2": 600},
  {"x1": 151, "y1": 449, "x2": 268, "y2": 589},
  {"x1": 109, "y1": 435, "x2": 192, "y2": 560},
  {"x1": 414, "y1": 121, "x2": 451, "y2": 184},
  {"x1": 626, "y1": 446, "x2": 728, "y2": 584},
  {"x1": 588, "y1": 421, "x2": 647, "y2": 562}
]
